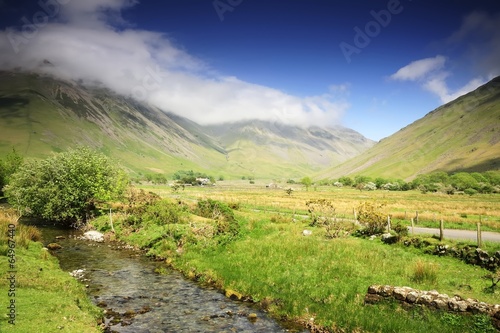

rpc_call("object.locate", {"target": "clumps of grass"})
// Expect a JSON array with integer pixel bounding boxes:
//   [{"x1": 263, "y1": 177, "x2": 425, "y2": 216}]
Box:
[
  {"x1": 0, "y1": 208, "x2": 42, "y2": 251},
  {"x1": 411, "y1": 259, "x2": 439, "y2": 284},
  {"x1": 15, "y1": 224, "x2": 42, "y2": 248},
  {"x1": 269, "y1": 214, "x2": 293, "y2": 223}
]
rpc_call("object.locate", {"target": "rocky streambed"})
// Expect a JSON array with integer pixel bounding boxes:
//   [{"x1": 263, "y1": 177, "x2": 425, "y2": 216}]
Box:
[{"x1": 38, "y1": 226, "x2": 308, "y2": 333}]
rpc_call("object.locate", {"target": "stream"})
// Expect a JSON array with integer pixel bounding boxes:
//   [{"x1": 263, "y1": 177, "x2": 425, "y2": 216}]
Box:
[{"x1": 36, "y1": 225, "x2": 309, "y2": 333}]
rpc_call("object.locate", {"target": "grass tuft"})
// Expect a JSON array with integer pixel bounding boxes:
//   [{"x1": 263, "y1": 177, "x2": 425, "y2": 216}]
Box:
[{"x1": 411, "y1": 259, "x2": 439, "y2": 284}]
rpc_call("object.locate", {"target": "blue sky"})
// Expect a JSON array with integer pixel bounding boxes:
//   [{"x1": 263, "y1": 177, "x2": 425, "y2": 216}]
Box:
[{"x1": 1, "y1": 0, "x2": 499, "y2": 141}]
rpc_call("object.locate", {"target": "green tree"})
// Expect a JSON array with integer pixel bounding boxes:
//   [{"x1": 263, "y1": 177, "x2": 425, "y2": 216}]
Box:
[
  {"x1": 428, "y1": 171, "x2": 450, "y2": 185},
  {"x1": 0, "y1": 148, "x2": 24, "y2": 196},
  {"x1": 354, "y1": 175, "x2": 371, "y2": 186},
  {"x1": 5, "y1": 147, "x2": 128, "y2": 224},
  {"x1": 450, "y1": 172, "x2": 479, "y2": 191},
  {"x1": 483, "y1": 171, "x2": 500, "y2": 186},
  {"x1": 301, "y1": 176, "x2": 313, "y2": 191},
  {"x1": 338, "y1": 176, "x2": 353, "y2": 186},
  {"x1": 374, "y1": 177, "x2": 387, "y2": 189}
]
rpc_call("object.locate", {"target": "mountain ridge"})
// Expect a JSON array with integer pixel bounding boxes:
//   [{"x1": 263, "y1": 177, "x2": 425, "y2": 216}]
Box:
[
  {"x1": 0, "y1": 70, "x2": 374, "y2": 179},
  {"x1": 316, "y1": 76, "x2": 500, "y2": 180}
]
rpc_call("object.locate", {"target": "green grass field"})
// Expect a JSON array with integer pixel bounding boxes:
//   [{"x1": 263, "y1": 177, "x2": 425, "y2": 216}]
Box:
[
  {"x1": 142, "y1": 182, "x2": 500, "y2": 232},
  {"x1": 90, "y1": 184, "x2": 500, "y2": 332}
]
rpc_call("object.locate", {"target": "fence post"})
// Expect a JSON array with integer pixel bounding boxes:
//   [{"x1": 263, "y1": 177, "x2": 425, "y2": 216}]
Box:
[
  {"x1": 439, "y1": 219, "x2": 444, "y2": 241},
  {"x1": 415, "y1": 211, "x2": 419, "y2": 224},
  {"x1": 411, "y1": 218, "x2": 414, "y2": 235},
  {"x1": 477, "y1": 222, "x2": 482, "y2": 248},
  {"x1": 109, "y1": 208, "x2": 115, "y2": 233},
  {"x1": 353, "y1": 209, "x2": 357, "y2": 222},
  {"x1": 387, "y1": 215, "x2": 391, "y2": 232}
]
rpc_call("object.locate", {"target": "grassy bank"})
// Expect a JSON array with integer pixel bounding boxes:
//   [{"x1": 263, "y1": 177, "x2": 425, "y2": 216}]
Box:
[
  {"x1": 0, "y1": 208, "x2": 102, "y2": 333},
  {"x1": 91, "y1": 188, "x2": 499, "y2": 332}
]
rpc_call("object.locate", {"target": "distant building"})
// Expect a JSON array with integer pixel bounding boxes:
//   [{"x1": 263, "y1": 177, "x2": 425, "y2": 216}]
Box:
[{"x1": 196, "y1": 177, "x2": 210, "y2": 185}]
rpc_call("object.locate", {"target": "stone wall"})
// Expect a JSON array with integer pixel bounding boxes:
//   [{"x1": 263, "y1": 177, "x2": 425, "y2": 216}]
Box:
[
  {"x1": 365, "y1": 284, "x2": 500, "y2": 330},
  {"x1": 402, "y1": 237, "x2": 500, "y2": 272}
]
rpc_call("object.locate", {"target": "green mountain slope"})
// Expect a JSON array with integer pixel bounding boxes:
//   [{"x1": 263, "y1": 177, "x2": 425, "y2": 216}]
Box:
[
  {"x1": 317, "y1": 76, "x2": 500, "y2": 180},
  {"x1": 0, "y1": 71, "x2": 374, "y2": 179},
  {"x1": 0, "y1": 71, "x2": 227, "y2": 175},
  {"x1": 204, "y1": 120, "x2": 375, "y2": 178}
]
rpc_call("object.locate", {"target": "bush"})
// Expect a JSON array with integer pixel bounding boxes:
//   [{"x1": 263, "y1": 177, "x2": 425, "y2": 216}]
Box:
[
  {"x1": 0, "y1": 148, "x2": 23, "y2": 196},
  {"x1": 363, "y1": 182, "x2": 377, "y2": 191},
  {"x1": 4, "y1": 147, "x2": 128, "y2": 225},
  {"x1": 196, "y1": 199, "x2": 239, "y2": 237},
  {"x1": 325, "y1": 220, "x2": 358, "y2": 239},
  {"x1": 393, "y1": 222, "x2": 409, "y2": 237},
  {"x1": 337, "y1": 176, "x2": 353, "y2": 186},
  {"x1": 357, "y1": 202, "x2": 386, "y2": 235},
  {"x1": 143, "y1": 200, "x2": 185, "y2": 226},
  {"x1": 464, "y1": 188, "x2": 478, "y2": 196},
  {"x1": 306, "y1": 199, "x2": 335, "y2": 227}
]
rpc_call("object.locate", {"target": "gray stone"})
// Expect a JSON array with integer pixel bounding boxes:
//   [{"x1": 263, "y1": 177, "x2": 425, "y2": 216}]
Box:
[
  {"x1": 82, "y1": 230, "x2": 105, "y2": 242},
  {"x1": 406, "y1": 291, "x2": 419, "y2": 303},
  {"x1": 302, "y1": 230, "x2": 312, "y2": 236}
]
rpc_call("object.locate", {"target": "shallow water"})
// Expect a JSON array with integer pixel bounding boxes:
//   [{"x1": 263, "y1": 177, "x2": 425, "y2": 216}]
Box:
[{"x1": 38, "y1": 226, "x2": 308, "y2": 333}]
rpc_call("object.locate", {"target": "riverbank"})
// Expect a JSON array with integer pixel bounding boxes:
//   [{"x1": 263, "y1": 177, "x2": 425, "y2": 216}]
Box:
[
  {"x1": 90, "y1": 196, "x2": 500, "y2": 333},
  {"x1": 0, "y1": 209, "x2": 102, "y2": 333}
]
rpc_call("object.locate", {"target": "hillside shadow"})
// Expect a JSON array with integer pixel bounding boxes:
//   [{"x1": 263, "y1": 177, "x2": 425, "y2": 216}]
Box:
[
  {"x1": 0, "y1": 96, "x2": 29, "y2": 109},
  {"x1": 446, "y1": 157, "x2": 500, "y2": 173}
]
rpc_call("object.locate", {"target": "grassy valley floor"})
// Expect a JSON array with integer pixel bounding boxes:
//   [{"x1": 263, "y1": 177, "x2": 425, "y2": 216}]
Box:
[{"x1": 90, "y1": 185, "x2": 500, "y2": 333}]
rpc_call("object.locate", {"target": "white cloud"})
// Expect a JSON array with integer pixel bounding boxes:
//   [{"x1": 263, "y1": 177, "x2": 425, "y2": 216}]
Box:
[
  {"x1": 423, "y1": 74, "x2": 485, "y2": 104},
  {"x1": 0, "y1": 1, "x2": 346, "y2": 128},
  {"x1": 390, "y1": 11, "x2": 500, "y2": 105},
  {"x1": 390, "y1": 55, "x2": 446, "y2": 81}
]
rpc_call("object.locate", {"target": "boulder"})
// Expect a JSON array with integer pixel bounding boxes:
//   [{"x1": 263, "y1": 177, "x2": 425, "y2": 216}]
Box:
[
  {"x1": 302, "y1": 230, "x2": 312, "y2": 236},
  {"x1": 46, "y1": 243, "x2": 62, "y2": 250},
  {"x1": 82, "y1": 231, "x2": 104, "y2": 242}
]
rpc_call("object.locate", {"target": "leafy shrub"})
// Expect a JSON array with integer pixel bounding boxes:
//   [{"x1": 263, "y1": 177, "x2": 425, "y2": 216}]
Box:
[
  {"x1": 0, "y1": 148, "x2": 23, "y2": 196},
  {"x1": 325, "y1": 220, "x2": 358, "y2": 239},
  {"x1": 363, "y1": 182, "x2": 377, "y2": 191},
  {"x1": 196, "y1": 199, "x2": 239, "y2": 237},
  {"x1": 464, "y1": 188, "x2": 478, "y2": 196},
  {"x1": 393, "y1": 222, "x2": 408, "y2": 237},
  {"x1": 143, "y1": 200, "x2": 185, "y2": 225},
  {"x1": 124, "y1": 188, "x2": 161, "y2": 214},
  {"x1": 337, "y1": 176, "x2": 353, "y2": 186},
  {"x1": 5, "y1": 147, "x2": 128, "y2": 225},
  {"x1": 357, "y1": 202, "x2": 386, "y2": 235},
  {"x1": 306, "y1": 199, "x2": 335, "y2": 227}
]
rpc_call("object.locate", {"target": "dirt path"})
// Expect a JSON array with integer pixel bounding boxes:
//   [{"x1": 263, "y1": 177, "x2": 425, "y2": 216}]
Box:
[{"x1": 410, "y1": 227, "x2": 500, "y2": 243}]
